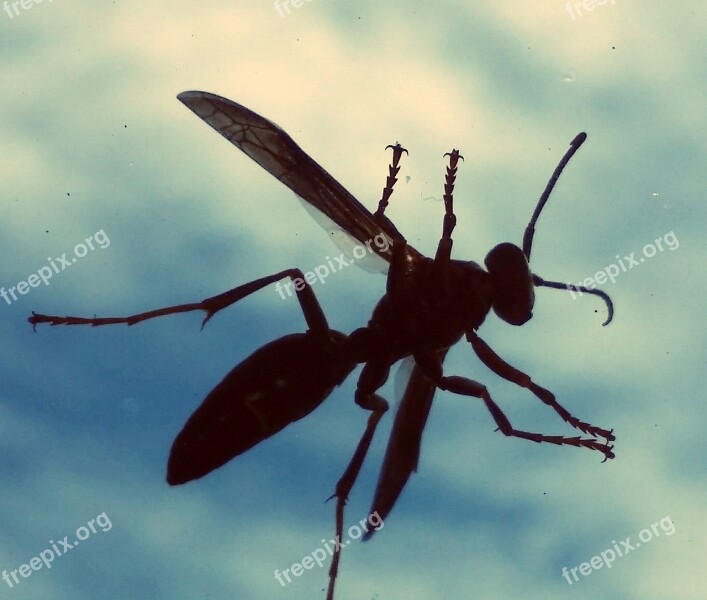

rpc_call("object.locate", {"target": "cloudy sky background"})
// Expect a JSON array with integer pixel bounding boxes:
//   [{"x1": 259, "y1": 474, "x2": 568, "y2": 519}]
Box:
[{"x1": 1, "y1": 1, "x2": 704, "y2": 599}]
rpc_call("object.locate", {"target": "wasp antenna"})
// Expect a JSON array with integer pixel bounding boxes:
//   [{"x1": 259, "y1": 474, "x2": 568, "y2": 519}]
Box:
[
  {"x1": 532, "y1": 274, "x2": 613, "y2": 326},
  {"x1": 522, "y1": 132, "x2": 587, "y2": 261}
]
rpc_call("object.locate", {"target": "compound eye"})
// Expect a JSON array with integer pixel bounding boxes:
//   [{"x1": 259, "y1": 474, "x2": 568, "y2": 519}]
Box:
[{"x1": 485, "y1": 243, "x2": 534, "y2": 325}]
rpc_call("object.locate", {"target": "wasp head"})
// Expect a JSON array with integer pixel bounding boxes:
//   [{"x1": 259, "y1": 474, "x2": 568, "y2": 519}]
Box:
[{"x1": 485, "y1": 242, "x2": 534, "y2": 325}]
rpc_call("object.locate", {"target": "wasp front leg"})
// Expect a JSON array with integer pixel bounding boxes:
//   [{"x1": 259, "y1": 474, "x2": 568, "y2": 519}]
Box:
[
  {"x1": 412, "y1": 349, "x2": 615, "y2": 460},
  {"x1": 466, "y1": 329, "x2": 615, "y2": 441}
]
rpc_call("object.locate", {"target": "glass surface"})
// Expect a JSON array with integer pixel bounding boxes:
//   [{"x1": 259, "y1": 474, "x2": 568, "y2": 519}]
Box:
[{"x1": 1, "y1": 2, "x2": 704, "y2": 599}]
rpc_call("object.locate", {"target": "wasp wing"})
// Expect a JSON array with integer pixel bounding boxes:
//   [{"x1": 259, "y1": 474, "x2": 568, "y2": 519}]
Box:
[
  {"x1": 363, "y1": 349, "x2": 449, "y2": 540},
  {"x1": 177, "y1": 90, "x2": 423, "y2": 267},
  {"x1": 393, "y1": 356, "x2": 416, "y2": 405},
  {"x1": 297, "y1": 199, "x2": 390, "y2": 274}
]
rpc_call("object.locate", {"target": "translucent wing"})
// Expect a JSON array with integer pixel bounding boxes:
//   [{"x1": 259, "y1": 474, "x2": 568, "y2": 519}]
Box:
[
  {"x1": 363, "y1": 349, "x2": 449, "y2": 539},
  {"x1": 392, "y1": 356, "x2": 416, "y2": 403},
  {"x1": 298, "y1": 199, "x2": 390, "y2": 274},
  {"x1": 177, "y1": 90, "x2": 423, "y2": 267}
]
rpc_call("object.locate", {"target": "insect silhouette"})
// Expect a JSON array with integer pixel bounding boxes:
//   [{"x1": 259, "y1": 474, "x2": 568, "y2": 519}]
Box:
[{"x1": 29, "y1": 91, "x2": 616, "y2": 600}]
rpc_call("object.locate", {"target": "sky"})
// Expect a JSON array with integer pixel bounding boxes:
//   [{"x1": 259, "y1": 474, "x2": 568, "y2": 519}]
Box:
[{"x1": 1, "y1": 1, "x2": 705, "y2": 599}]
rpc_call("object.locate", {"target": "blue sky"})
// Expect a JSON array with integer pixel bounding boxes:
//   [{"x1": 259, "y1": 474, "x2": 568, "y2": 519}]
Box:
[{"x1": 1, "y1": 1, "x2": 704, "y2": 599}]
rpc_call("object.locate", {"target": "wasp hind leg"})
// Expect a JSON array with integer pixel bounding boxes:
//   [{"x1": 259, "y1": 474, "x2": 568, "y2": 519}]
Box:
[{"x1": 29, "y1": 268, "x2": 332, "y2": 336}]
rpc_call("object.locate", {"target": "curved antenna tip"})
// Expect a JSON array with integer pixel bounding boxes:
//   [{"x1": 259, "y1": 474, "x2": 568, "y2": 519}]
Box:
[{"x1": 533, "y1": 275, "x2": 614, "y2": 326}]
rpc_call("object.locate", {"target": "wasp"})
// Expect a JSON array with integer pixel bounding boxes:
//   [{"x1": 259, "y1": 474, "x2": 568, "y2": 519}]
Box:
[{"x1": 30, "y1": 91, "x2": 615, "y2": 600}]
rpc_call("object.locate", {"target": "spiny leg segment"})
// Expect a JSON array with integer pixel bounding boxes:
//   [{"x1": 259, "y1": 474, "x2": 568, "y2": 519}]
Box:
[
  {"x1": 325, "y1": 144, "x2": 419, "y2": 599},
  {"x1": 326, "y1": 355, "x2": 390, "y2": 600},
  {"x1": 433, "y1": 149, "x2": 464, "y2": 290},
  {"x1": 29, "y1": 268, "x2": 331, "y2": 336},
  {"x1": 467, "y1": 330, "x2": 614, "y2": 441},
  {"x1": 373, "y1": 142, "x2": 407, "y2": 224},
  {"x1": 413, "y1": 349, "x2": 614, "y2": 460}
]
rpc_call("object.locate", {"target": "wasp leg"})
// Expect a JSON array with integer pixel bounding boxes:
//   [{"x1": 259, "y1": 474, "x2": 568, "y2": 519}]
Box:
[
  {"x1": 29, "y1": 268, "x2": 330, "y2": 336},
  {"x1": 374, "y1": 142, "x2": 407, "y2": 223},
  {"x1": 432, "y1": 149, "x2": 463, "y2": 292},
  {"x1": 466, "y1": 330, "x2": 614, "y2": 440},
  {"x1": 413, "y1": 350, "x2": 615, "y2": 460},
  {"x1": 326, "y1": 355, "x2": 391, "y2": 600},
  {"x1": 369, "y1": 142, "x2": 411, "y2": 298}
]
